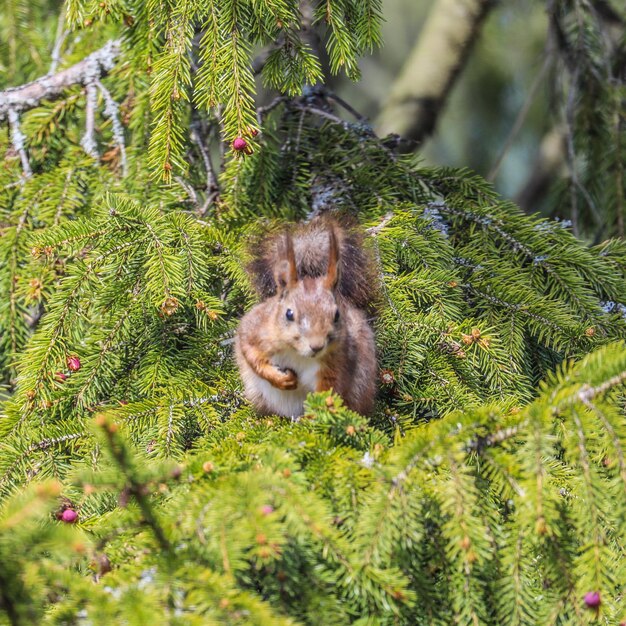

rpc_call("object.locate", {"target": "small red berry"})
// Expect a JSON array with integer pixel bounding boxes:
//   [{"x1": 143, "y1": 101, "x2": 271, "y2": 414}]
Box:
[
  {"x1": 232, "y1": 137, "x2": 247, "y2": 151},
  {"x1": 61, "y1": 509, "x2": 78, "y2": 523},
  {"x1": 67, "y1": 356, "x2": 81, "y2": 372},
  {"x1": 584, "y1": 591, "x2": 601, "y2": 608}
]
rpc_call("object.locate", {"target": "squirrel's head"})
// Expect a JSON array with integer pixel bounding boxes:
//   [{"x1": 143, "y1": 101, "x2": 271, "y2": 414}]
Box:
[{"x1": 273, "y1": 227, "x2": 342, "y2": 359}]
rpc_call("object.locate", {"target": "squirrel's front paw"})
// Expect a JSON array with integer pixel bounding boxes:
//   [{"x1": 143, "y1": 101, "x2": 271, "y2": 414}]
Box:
[{"x1": 273, "y1": 367, "x2": 298, "y2": 390}]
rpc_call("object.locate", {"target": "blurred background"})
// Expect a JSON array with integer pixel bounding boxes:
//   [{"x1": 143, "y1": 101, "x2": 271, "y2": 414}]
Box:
[
  {"x1": 328, "y1": 0, "x2": 625, "y2": 241},
  {"x1": 353, "y1": 0, "x2": 548, "y2": 201},
  {"x1": 331, "y1": 0, "x2": 554, "y2": 212}
]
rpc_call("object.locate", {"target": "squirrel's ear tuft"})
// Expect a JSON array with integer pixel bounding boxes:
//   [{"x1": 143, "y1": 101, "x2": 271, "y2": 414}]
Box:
[
  {"x1": 324, "y1": 227, "x2": 340, "y2": 291},
  {"x1": 274, "y1": 232, "x2": 297, "y2": 293}
]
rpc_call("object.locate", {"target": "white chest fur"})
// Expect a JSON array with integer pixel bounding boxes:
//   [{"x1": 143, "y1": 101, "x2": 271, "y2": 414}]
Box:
[{"x1": 256, "y1": 350, "x2": 321, "y2": 418}]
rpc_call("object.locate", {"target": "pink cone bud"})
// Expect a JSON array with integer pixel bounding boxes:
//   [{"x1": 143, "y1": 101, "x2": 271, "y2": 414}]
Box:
[
  {"x1": 61, "y1": 509, "x2": 78, "y2": 523},
  {"x1": 584, "y1": 592, "x2": 601, "y2": 608},
  {"x1": 232, "y1": 137, "x2": 247, "y2": 151},
  {"x1": 67, "y1": 356, "x2": 81, "y2": 372},
  {"x1": 260, "y1": 505, "x2": 274, "y2": 516},
  {"x1": 56, "y1": 371, "x2": 67, "y2": 381}
]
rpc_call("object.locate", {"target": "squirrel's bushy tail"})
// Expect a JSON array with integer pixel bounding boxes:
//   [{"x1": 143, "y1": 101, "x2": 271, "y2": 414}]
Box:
[{"x1": 247, "y1": 215, "x2": 379, "y2": 311}]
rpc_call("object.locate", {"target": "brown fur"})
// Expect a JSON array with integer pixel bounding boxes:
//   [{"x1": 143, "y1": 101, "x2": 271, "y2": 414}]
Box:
[
  {"x1": 247, "y1": 215, "x2": 379, "y2": 312},
  {"x1": 236, "y1": 222, "x2": 377, "y2": 417}
]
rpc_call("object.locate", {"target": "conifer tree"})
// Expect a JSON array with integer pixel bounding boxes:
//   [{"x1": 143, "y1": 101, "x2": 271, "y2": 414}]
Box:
[{"x1": 1, "y1": 0, "x2": 626, "y2": 624}]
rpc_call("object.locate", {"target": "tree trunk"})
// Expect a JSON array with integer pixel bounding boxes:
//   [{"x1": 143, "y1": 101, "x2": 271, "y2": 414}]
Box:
[{"x1": 376, "y1": 0, "x2": 494, "y2": 147}]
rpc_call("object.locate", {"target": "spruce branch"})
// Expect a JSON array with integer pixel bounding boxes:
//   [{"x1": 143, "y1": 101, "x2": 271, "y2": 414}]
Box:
[
  {"x1": 0, "y1": 432, "x2": 87, "y2": 496},
  {"x1": 582, "y1": 398, "x2": 626, "y2": 495},
  {"x1": 15, "y1": 238, "x2": 144, "y2": 422},
  {"x1": 51, "y1": 167, "x2": 78, "y2": 226},
  {"x1": 7, "y1": 204, "x2": 32, "y2": 361},
  {"x1": 577, "y1": 371, "x2": 626, "y2": 403},
  {"x1": 95, "y1": 415, "x2": 171, "y2": 552}
]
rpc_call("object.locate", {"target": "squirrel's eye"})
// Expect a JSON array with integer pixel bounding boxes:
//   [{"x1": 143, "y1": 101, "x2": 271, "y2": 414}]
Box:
[
  {"x1": 286, "y1": 308, "x2": 295, "y2": 321},
  {"x1": 334, "y1": 309, "x2": 340, "y2": 323}
]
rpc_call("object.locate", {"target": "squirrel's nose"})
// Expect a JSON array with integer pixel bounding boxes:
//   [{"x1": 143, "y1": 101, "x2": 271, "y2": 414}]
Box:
[{"x1": 309, "y1": 343, "x2": 325, "y2": 355}]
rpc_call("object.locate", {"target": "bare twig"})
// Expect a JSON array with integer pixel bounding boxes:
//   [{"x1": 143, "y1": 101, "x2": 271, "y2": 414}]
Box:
[
  {"x1": 95, "y1": 79, "x2": 128, "y2": 176},
  {"x1": 295, "y1": 104, "x2": 346, "y2": 126},
  {"x1": 327, "y1": 91, "x2": 369, "y2": 123},
  {"x1": 216, "y1": 104, "x2": 226, "y2": 167},
  {"x1": 577, "y1": 371, "x2": 626, "y2": 404},
  {"x1": 488, "y1": 53, "x2": 553, "y2": 182},
  {"x1": 188, "y1": 119, "x2": 220, "y2": 215},
  {"x1": 257, "y1": 96, "x2": 287, "y2": 126},
  {"x1": 48, "y1": 6, "x2": 69, "y2": 75},
  {"x1": 257, "y1": 90, "x2": 368, "y2": 130},
  {"x1": 466, "y1": 423, "x2": 525, "y2": 454},
  {"x1": 190, "y1": 125, "x2": 219, "y2": 195},
  {"x1": 366, "y1": 212, "x2": 394, "y2": 236},
  {"x1": 54, "y1": 168, "x2": 74, "y2": 225},
  {"x1": 175, "y1": 176, "x2": 200, "y2": 206},
  {"x1": 98, "y1": 419, "x2": 171, "y2": 553}
]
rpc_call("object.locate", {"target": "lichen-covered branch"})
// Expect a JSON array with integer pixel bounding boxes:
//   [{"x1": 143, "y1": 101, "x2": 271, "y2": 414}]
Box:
[
  {"x1": 7, "y1": 109, "x2": 32, "y2": 178},
  {"x1": 0, "y1": 39, "x2": 121, "y2": 120},
  {"x1": 80, "y1": 82, "x2": 99, "y2": 159}
]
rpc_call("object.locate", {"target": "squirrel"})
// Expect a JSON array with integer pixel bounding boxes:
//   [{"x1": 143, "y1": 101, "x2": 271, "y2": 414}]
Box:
[{"x1": 235, "y1": 216, "x2": 377, "y2": 417}]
